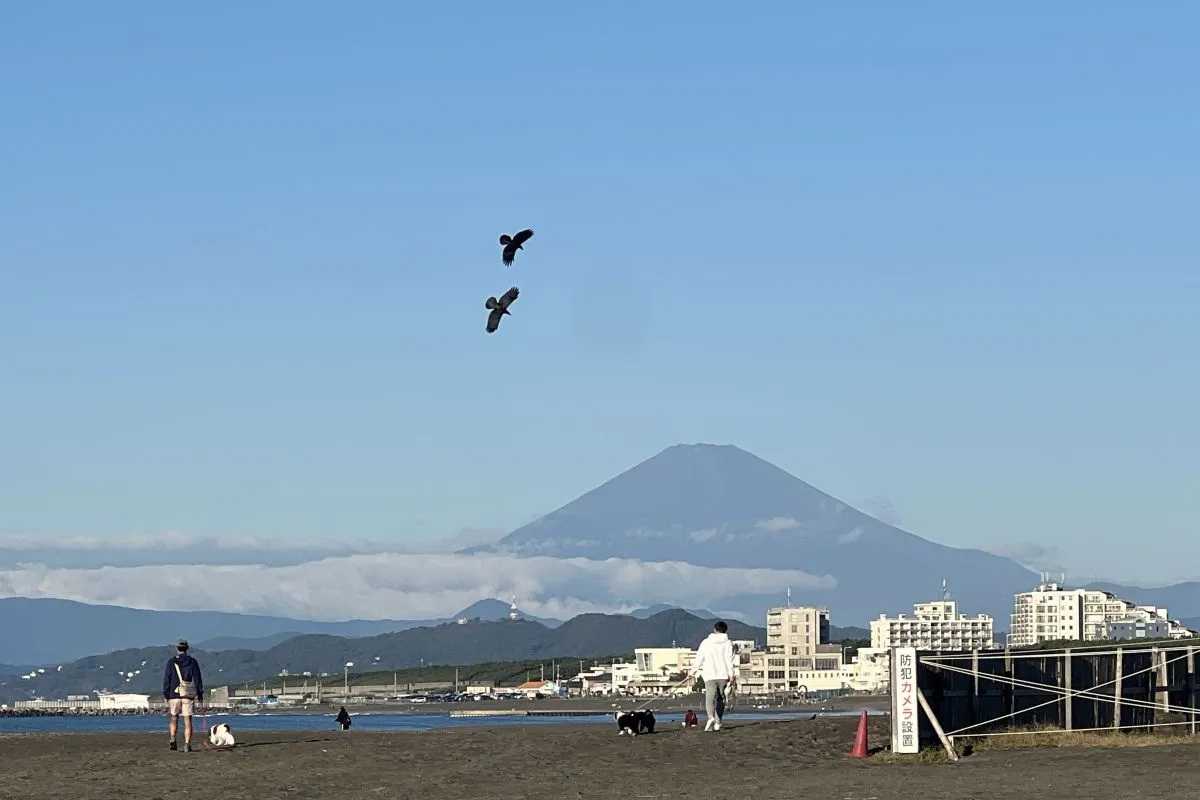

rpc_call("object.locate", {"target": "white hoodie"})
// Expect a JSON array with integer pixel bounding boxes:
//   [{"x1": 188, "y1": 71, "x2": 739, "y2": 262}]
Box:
[{"x1": 692, "y1": 631, "x2": 737, "y2": 682}]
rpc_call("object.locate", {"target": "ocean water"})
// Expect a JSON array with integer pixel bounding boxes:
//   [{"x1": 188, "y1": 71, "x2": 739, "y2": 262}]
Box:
[{"x1": 0, "y1": 709, "x2": 863, "y2": 735}]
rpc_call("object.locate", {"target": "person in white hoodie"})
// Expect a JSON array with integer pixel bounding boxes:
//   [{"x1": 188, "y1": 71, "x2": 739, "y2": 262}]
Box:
[{"x1": 690, "y1": 620, "x2": 737, "y2": 732}]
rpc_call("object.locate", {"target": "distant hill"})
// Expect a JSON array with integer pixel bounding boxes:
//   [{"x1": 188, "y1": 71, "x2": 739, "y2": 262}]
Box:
[
  {"x1": 1084, "y1": 582, "x2": 1200, "y2": 619},
  {"x1": 625, "y1": 605, "x2": 864, "y2": 641},
  {"x1": 0, "y1": 597, "x2": 559, "y2": 665},
  {"x1": 473, "y1": 444, "x2": 1038, "y2": 623},
  {"x1": 195, "y1": 631, "x2": 305, "y2": 652},
  {"x1": 0, "y1": 610, "x2": 763, "y2": 704},
  {"x1": 629, "y1": 604, "x2": 720, "y2": 620},
  {"x1": 829, "y1": 625, "x2": 869, "y2": 642},
  {"x1": 450, "y1": 599, "x2": 562, "y2": 628}
]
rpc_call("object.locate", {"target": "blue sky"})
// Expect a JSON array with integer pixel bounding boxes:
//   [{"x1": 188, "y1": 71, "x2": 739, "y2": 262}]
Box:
[{"x1": 2, "y1": 2, "x2": 1197, "y2": 584}]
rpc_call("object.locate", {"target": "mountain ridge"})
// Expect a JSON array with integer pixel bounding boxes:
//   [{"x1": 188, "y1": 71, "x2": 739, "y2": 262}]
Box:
[
  {"x1": 1083, "y1": 581, "x2": 1200, "y2": 619},
  {"x1": 0, "y1": 609, "x2": 763, "y2": 704},
  {"x1": 0, "y1": 597, "x2": 559, "y2": 665}
]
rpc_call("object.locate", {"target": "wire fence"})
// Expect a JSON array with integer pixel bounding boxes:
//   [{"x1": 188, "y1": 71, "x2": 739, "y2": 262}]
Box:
[{"x1": 913, "y1": 640, "x2": 1200, "y2": 744}]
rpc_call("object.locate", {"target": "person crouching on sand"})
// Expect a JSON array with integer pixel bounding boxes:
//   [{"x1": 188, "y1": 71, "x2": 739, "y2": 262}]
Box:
[
  {"x1": 163, "y1": 639, "x2": 204, "y2": 752},
  {"x1": 689, "y1": 620, "x2": 737, "y2": 732},
  {"x1": 336, "y1": 706, "x2": 352, "y2": 731}
]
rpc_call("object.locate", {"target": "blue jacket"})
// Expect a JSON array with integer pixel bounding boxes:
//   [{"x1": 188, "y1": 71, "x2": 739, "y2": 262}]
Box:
[{"x1": 162, "y1": 653, "x2": 204, "y2": 701}]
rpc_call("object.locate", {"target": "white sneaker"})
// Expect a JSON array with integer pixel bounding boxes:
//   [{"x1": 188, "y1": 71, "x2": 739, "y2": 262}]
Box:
[
  {"x1": 713, "y1": 721, "x2": 722, "y2": 732},
  {"x1": 704, "y1": 719, "x2": 715, "y2": 732}
]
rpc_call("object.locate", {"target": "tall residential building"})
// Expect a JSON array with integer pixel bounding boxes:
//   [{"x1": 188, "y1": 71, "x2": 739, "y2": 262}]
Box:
[
  {"x1": 1008, "y1": 582, "x2": 1086, "y2": 647},
  {"x1": 766, "y1": 605, "x2": 830, "y2": 657},
  {"x1": 738, "y1": 606, "x2": 843, "y2": 695},
  {"x1": 1009, "y1": 582, "x2": 1193, "y2": 647},
  {"x1": 870, "y1": 600, "x2": 994, "y2": 651}
]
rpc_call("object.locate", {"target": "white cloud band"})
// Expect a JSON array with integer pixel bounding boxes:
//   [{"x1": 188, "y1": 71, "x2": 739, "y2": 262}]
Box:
[{"x1": 0, "y1": 553, "x2": 835, "y2": 622}]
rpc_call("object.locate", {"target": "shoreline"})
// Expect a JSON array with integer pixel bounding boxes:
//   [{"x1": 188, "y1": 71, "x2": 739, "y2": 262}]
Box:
[
  {"x1": 4, "y1": 717, "x2": 1200, "y2": 800},
  {"x1": 2, "y1": 693, "x2": 890, "y2": 718}
]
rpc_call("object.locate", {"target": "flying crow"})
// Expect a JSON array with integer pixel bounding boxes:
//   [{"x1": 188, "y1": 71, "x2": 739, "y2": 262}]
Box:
[
  {"x1": 499, "y1": 229, "x2": 533, "y2": 266},
  {"x1": 485, "y1": 287, "x2": 520, "y2": 333}
]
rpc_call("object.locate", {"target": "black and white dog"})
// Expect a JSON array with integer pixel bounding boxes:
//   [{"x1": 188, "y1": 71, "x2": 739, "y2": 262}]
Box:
[
  {"x1": 208, "y1": 722, "x2": 236, "y2": 748},
  {"x1": 615, "y1": 710, "x2": 656, "y2": 736}
]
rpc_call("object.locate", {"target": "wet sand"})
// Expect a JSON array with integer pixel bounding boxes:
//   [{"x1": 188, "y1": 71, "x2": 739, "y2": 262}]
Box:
[
  {"x1": 218, "y1": 693, "x2": 891, "y2": 716},
  {"x1": 2, "y1": 716, "x2": 1198, "y2": 800}
]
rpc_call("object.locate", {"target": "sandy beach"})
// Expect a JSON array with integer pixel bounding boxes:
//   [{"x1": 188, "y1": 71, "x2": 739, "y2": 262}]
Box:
[{"x1": 3, "y1": 716, "x2": 1198, "y2": 800}]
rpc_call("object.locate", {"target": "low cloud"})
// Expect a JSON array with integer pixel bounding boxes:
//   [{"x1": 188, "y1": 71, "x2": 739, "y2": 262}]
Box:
[
  {"x1": 0, "y1": 553, "x2": 836, "y2": 622},
  {"x1": 755, "y1": 517, "x2": 802, "y2": 533},
  {"x1": 0, "y1": 529, "x2": 513, "y2": 567}
]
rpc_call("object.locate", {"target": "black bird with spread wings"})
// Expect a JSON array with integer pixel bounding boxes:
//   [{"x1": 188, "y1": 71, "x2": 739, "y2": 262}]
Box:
[
  {"x1": 485, "y1": 287, "x2": 520, "y2": 333},
  {"x1": 499, "y1": 229, "x2": 533, "y2": 266}
]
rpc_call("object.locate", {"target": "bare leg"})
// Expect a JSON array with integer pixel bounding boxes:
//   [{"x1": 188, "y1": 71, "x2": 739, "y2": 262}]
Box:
[
  {"x1": 184, "y1": 715, "x2": 193, "y2": 746},
  {"x1": 168, "y1": 714, "x2": 177, "y2": 741}
]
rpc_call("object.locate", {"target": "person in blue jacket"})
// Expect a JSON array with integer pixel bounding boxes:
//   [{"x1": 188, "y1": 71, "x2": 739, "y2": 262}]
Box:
[{"x1": 162, "y1": 639, "x2": 204, "y2": 753}]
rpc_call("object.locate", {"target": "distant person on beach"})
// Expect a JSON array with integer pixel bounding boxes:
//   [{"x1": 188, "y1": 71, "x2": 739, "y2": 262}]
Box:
[
  {"x1": 162, "y1": 639, "x2": 204, "y2": 752},
  {"x1": 690, "y1": 620, "x2": 737, "y2": 732},
  {"x1": 336, "y1": 706, "x2": 352, "y2": 731}
]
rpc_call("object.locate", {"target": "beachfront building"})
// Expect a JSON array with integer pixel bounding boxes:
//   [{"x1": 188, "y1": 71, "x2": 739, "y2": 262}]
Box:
[
  {"x1": 1009, "y1": 582, "x2": 1086, "y2": 646},
  {"x1": 846, "y1": 648, "x2": 891, "y2": 693},
  {"x1": 564, "y1": 669, "x2": 614, "y2": 697},
  {"x1": 1009, "y1": 581, "x2": 1193, "y2": 647},
  {"x1": 18, "y1": 692, "x2": 152, "y2": 712},
  {"x1": 767, "y1": 605, "x2": 830, "y2": 657},
  {"x1": 14, "y1": 698, "x2": 102, "y2": 711},
  {"x1": 610, "y1": 662, "x2": 641, "y2": 695},
  {"x1": 98, "y1": 693, "x2": 150, "y2": 711},
  {"x1": 634, "y1": 647, "x2": 695, "y2": 677},
  {"x1": 515, "y1": 680, "x2": 562, "y2": 698},
  {"x1": 870, "y1": 600, "x2": 994, "y2": 651},
  {"x1": 735, "y1": 646, "x2": 888, "y2": 695},
  {"x1": 731, "y1": 604, "x2": 883, "y2": 695},
  {"x1": 619, "y1": 648, "x2": 695, "y2": 696},
  {"x1": 1106, "y1": 616, "x2": 1172, "y2": 640}
]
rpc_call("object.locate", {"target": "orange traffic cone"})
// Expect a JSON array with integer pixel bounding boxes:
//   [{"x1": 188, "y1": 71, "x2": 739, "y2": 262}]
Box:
[{"x1": 848, "y1": 710, "x2": 869, "y2": 758}]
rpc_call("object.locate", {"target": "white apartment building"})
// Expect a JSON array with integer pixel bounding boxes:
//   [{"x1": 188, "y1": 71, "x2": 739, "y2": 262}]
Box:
[
  {"x1": 733, "y1": 605, "x2": 875, "y2": 695},
  {"x1": 767, "y1": 605, "x2": 830, "y2": 657},
  {"x1": 736, "y1": 646, "x2": 888, "y2": 695},
  {"x1": 870, "y1": 600, "x2": 994, "y2": 651},
  {"x1": 1106, "y1": 617, "x2": 1171, "y2": 641},
  {"x1": 1010, "y1": 583, "x2": 1086, "y2": 646},
  {"x1": 1009, "y1": 582, "x2": 1194, "y2": 647},
  {"x1": 634, "y1": 647, "x2": 695, "y2": 677}
]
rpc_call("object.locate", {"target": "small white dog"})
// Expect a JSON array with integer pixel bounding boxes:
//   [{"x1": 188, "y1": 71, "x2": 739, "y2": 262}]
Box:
[{"x1": 208, "y1": 722, "x2": 236, "y2": 748}]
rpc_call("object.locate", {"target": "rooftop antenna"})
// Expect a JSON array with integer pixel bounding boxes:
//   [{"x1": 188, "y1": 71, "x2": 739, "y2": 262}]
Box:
[
  {"x1": 941, "y1": 578, "x2": 950, "y2": 601},
  {"x1": 786, "y1": 586, "x2": 792, "y2": 607}
]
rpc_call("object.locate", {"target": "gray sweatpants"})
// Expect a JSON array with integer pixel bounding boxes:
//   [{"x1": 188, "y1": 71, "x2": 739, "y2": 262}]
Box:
[{"x1": 705, "y1": 678, "x2": 728, "y2": 723}]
